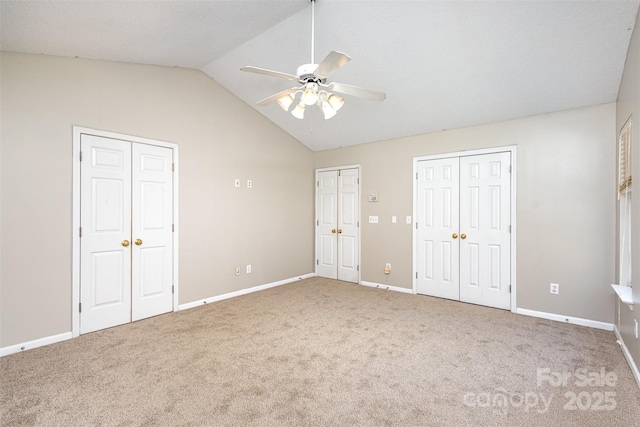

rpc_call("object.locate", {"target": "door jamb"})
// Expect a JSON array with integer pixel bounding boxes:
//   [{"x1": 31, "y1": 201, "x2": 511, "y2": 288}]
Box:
[
  {"x1": 72, "y1": 126, "x2": 180, "y2": 337},
  {"x1": 412, "y1": 146, "x2": 517, "y2": 312},
  {"x1": 314, "y1": 164, "x2": 361, "y2": 283}
]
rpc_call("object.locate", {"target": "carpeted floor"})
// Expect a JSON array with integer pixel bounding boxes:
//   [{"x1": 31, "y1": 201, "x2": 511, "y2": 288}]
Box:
[{"x1": 1, "y1": 277, "x2": 639, "y2": 426}]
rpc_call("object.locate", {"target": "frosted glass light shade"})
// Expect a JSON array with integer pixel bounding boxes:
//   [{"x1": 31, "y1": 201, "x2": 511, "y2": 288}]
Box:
[
  {"x1": 327, "y1": 94, "x2": 344, "y2": 111},
  {"x1": 277, "y1": 94, "x2": 295, "y2": 111},
  {"x1": 300, "y1": 83, "x2": 318, "y2": 105},
  {"x1": 291, "y1": 103, "x2": 305, "y2": 119},
  {"x1": 321, "y1": 101, "x2": 336, "y2": 120}
]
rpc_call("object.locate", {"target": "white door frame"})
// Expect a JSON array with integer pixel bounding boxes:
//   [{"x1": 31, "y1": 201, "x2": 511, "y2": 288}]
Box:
[
  {"x1": 72, "y1": 126, "x2": 180, "y2": 337},
  {"x1": 315, "y1": 164, "x2": 361, "y2": 283},
  {"x1": 412, "y1": 146, "x2": 517, "y2": 313}
]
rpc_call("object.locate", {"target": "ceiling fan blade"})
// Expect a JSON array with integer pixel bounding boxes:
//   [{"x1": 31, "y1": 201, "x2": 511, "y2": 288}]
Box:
[
  {"x1": 328, "y1": 82, "x2": 386, "y2": 102},
  {"x1": 256, "y1": 87, "x2": 300, "y2": 106},
  {"x1": 313, "y1": 51, "x2": 351, "y2": 79},
  {"x1": 240, "y1": 66, "x2": 298, "y2": 81}
]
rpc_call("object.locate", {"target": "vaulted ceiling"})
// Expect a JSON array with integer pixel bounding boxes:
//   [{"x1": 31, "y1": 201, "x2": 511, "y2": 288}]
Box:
[{"x1": 2, "y1": 1, "x2": 638, "y2": 151}]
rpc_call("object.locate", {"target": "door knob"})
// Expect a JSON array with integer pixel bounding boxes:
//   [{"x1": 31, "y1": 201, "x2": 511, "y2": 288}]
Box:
[
  {"x1": 331, "y1": 229, "x2": 337, "y2": 233},
  {"x1": 452, "y1": 233, "x2": 458, "y2": 239},
  {"x1": 134, "y1": 239, "x2": 143, "y2": 246},
  {"x1": 461, "y1": 234, "x2": 467, "y2": 240},
  {"x1": 338, "y1": 229, "x2": 343, "y2": 234},
  {"x1": 122, "y1": 240, "x2": 130, "y2": 247}
]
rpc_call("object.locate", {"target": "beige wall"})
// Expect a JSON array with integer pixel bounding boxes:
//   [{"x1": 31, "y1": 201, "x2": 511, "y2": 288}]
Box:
[
  {"x1": 315, "y1": 103, "x2": 616, "y2": 323},
  {"x1": 0, "y1": 52, "x2": 314, "y2": 348},
  {"x1": 616, "y1": 9, "x2": 640, "y2": 375}
]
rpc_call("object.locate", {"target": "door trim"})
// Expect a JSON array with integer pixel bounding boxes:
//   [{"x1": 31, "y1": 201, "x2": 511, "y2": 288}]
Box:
[
  {"x1": 412, "y1": 146, "x2": 517, "y2": 313},
  {"x1": 72, "y1": 126, "x2": 180, "y2": 337},
  {"x1": 314, "y1": 164, "x2": 361, "y2": 283}
]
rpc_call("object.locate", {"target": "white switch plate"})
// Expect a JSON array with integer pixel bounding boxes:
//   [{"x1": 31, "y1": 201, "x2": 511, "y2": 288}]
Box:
[
  {"x1": 391, "y1": 216, "x2": 397, "y2": 223},
  {"x1": 368, "y1": 216, "x2": 378, "y2": 224},
  {"x1": 406, "y1": 216, "x2": 412, "y2": 224},
  {"x1": 246, "y1": 264, "x2": 252, "y2": 274},
  {"x1": 235, "y1": 267, "x2": 240, "y2": 276},
  {"x1": 234, "y1": 179, "x2": 240, "y2": 188},
  {"x1": 247, "y1": 180, "x2": 252, "y2": 188},
  {"x1": 550, "y1": 283, "x2": 559, "y2": 294}
]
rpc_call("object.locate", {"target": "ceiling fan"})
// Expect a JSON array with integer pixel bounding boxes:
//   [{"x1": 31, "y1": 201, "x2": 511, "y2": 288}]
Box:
[{"x1": 240, "y1": 0, "x2": 386, "y2": 120}]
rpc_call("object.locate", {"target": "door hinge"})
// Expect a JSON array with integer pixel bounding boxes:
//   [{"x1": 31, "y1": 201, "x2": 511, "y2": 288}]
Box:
[
  {"x1": 509, "y1": 285, "x2": 512, "y2": 293},
  {"x1": 317, "y1": 220, "x2": 319, "y2": 226},
  {"x1": 172, "y1": 224, "x2": 175, "y2": 232},
  {"x1": 172, "y1": 163, "x2": 175, "y2": 172},
  {"x1": 79, "y1": 303, "x2": 82, "y2": 313},
  {"x1": 416, "y1": 272, "x2": 418, "y2": 279},
  {"x1": 415, "y1": 222, "x2": 418, "y2": 229},
  {"x1": 357, "y1": 221, "x2": 359, "y2": 227},
  {"x1": 357, "y1": 265, "x2": 359, "y2": 271},
  {"x1": 79, "y1": 227, "x2": 82, "y2": 237},
  {"x1": 172, "y1": 285, "x2": 175, "y2": 294},
  {"x1": 416, "y1": 172, "x2": 418, "y2": 179},
  {"x1": 317, "y1": 181, "x2": 319, "y2": 187},
  {"x1": 79, "y1": 151, "x2": 83, "y2": 162},
  {"x1": 316, "y1": 259, "x2": 319, "y2": 265},
  {"x1": 509, "y1": 165, "x2": 512, "y2": 173},
  {"x1": 338, "y1": 170, "x2": 341, "y2": 176},
  {"x1": 357, "y1": 178, "x2": 360, "y2": 184},
  {"x1": 509, "y1": 225, "x2": 511, "y2": 233}
]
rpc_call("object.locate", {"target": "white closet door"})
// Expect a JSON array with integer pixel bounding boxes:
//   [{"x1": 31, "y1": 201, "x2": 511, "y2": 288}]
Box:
[
  {"x1": 131, "y1": 144, "x2": 174, "y2": 321},
  {"x1": 80, "y1": 135, "x2": 132, "y2": 334},
  {"x1": 337, "y1": 168, "x2": 359, "y2": 283},
  {"x1": 459, "y1": 152, "x2": 511, "y2": 310},
  {"x1": 316, "y1": 170, "x2": 339, "y2": 279},
  {"x1": 416, "y1": 158, "x2": 460, "y2": 300}
]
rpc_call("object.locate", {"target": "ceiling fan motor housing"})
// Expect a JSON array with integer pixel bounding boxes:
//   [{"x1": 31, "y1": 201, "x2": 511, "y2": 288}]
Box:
[{"x1": 297, "y1": 64, "x2": 326, "y2": 84}]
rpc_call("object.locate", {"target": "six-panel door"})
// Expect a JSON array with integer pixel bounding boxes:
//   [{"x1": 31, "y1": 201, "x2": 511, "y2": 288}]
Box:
[{"x1": 80, "y1": 135, "x2": 173, "y2": 334}]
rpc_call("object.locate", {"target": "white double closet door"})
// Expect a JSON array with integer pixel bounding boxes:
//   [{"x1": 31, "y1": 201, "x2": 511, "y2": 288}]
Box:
[
  {"x1": 416, "y1": 152, "x2": 511, "y2": 310},
  {"x1": 80, "y1": 134, "x2": 174, "y2": 334},
  {"x1": 316, "y1": 168, "x2": 359, "y2": 283}
]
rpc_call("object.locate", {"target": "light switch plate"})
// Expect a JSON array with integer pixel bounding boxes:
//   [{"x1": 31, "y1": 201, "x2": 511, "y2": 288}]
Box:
[
  {"x1": 391, "y1": 216, "x2": 397, "y2": 223},
  {"x1": 369, "y1": 216, "x2": 378, "y2": 224}
]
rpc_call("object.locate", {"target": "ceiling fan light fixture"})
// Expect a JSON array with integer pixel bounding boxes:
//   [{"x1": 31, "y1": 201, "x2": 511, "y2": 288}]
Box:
[
  {"x1": 301, "y1": 83, "x2": 319, "y2": 106},
  {"x1": 327, "y1": 93, "x2": 344, "y2": 111},
  {"x1": 320, "y1": 101, "x2": 337, "y2": 120},
  {"x1": 276, "y1": 93, "x2": 295, "y2": 111},
  {"x1": 291, "y1": 103, "x2": 305, "y2": 119}
]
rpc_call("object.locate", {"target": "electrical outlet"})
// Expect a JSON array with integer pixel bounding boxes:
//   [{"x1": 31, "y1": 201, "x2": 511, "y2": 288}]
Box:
[
  {"x1": 246, "y1": 264, "x2": 252, "y2": 274},
  {"x1": 235, "y1": 267, "x2": 240, "y2": 276},
  {"x1": 550, "y1": 283, "x2": 559, "y2": 294},
  {"x1": 247, "y1": 180, "x2": 252, "y2": 188}
]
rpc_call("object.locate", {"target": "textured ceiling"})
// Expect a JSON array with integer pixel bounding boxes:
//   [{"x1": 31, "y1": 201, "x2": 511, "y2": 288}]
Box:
[{"x1": 1, "y1": 0, "x2": 638, "y2": 152}]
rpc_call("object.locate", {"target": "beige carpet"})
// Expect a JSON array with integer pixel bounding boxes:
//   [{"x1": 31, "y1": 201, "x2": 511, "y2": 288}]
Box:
[{"x1": 1, "y1": 277, "x2": 639, "y2": 426}]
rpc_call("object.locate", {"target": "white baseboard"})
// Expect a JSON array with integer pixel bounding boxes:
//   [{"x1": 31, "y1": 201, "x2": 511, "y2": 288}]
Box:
[
  {"x1": 1, "y1": 332, "x2": 73, "y2": 357},
  {"x1": 613, "y1": 325, "x2": 640, "y2": 389},
  {"x1": 516, "y1": 308, "x2": 614, "y2": 331},
  {"x1": 360, "y1": 281, "x2": 414, "y2": 294},
  {"x1": 178, "y1": 273, "x2": 316, "y2": 310}
]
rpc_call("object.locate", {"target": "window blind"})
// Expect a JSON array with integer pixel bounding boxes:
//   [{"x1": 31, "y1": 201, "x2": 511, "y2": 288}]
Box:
[{"x1": 619, "y1": 119, "x2": 633, "y2": 196}]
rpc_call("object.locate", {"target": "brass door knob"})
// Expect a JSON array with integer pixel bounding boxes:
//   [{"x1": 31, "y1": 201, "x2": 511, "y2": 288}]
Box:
[
  {"x1": 331, "y1": 229, "x2": 337, "y2": 233},
  {"x1": 338, "y1": 229, "x2": 343, "y2": 234},
  {"x1": 122, "y1": 240, "x2": 130, "y2": 247},
  {"x1": 452, "y1": 233, "x2": 458, "y2": 239},
  {"x1": 134, "y1": 239, "x2": 143, "y2": 246},
  {"x1": 461, "y1": 234, "x2": 467, "y2": 239}
]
